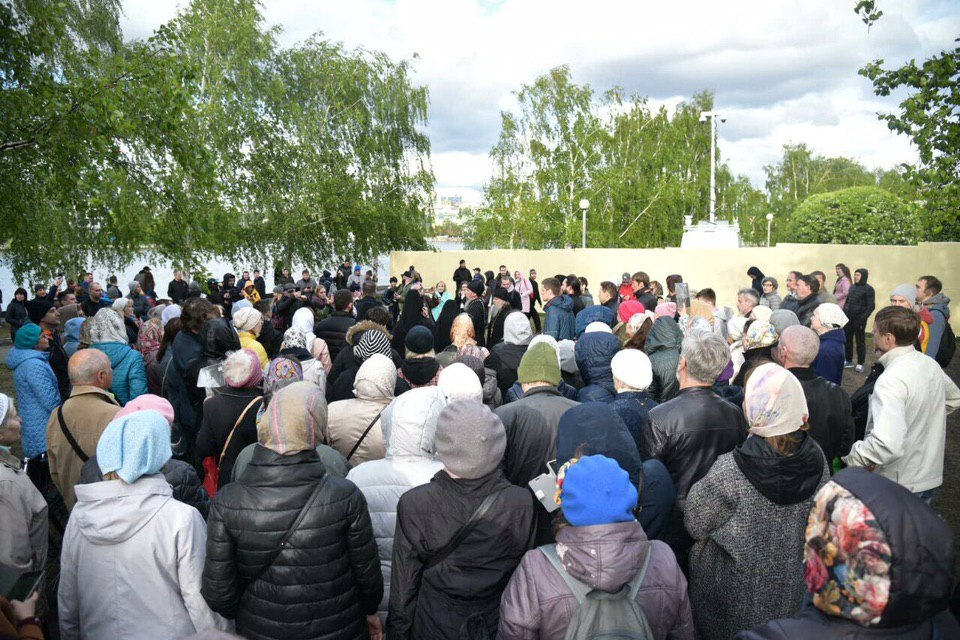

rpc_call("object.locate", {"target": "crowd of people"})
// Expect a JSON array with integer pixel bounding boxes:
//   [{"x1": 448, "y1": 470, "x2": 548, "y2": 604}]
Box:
[{"x1": 0, "y1": 258, "x2": 957, "y2": 640}]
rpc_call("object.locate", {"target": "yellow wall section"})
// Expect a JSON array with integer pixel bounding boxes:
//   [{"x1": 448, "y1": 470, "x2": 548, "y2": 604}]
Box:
[{"x1": 391, "y1": 242, "x2": 960, "y2": 332}]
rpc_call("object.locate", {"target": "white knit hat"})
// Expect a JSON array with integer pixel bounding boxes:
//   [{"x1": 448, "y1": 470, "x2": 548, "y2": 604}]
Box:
[
  {"x1": 438, "y1": 363, "x2": 483, "y2": 403},
  {"x1": 611, "y1": 349, "x2": 653, "y2": 391},
  {"x1": 232, "y1": 307, "x2": 262, "y2": 332},
  {"x1": 816, "y1": 303, "x2": 848, "y2": 329},
  {"x1": 585, "y1": 321, "x2": 613, "y2": 334}
]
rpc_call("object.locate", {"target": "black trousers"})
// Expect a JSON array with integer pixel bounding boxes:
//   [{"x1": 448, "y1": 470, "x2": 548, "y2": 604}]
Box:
[
  {"x1": 526, "y1": 309, "x2": 542, "y2": 333},
  {"x1": 845, "y1": 316, "x2": 868, "y2": 364}
]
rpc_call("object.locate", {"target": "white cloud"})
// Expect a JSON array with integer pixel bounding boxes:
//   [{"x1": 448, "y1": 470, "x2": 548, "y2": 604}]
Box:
[{"x1": 119, "y1": 0, "x2": 959, "y2": 194}]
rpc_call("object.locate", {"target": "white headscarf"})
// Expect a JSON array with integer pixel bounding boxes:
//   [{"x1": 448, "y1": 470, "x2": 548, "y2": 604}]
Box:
[
  {"x1": 292, "y1": 308, "x2": 319, "y2": 352},
  {"x1": 89, "y1": 308, "x2": 130, "y2": 344}
]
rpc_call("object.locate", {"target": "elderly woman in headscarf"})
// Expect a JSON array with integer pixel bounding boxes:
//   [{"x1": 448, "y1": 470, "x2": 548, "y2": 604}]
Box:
[
  {"x1": 686, "y1": 363, "x2": 828, "y2": 640},
  {"x1": 138, "y1": 304, "x2": 167, "y2": 368},
  {"x1": 739, "y1": 468, "x2": 958, "y2": 639},
  {"x1": 60, "y1": 411, "x2": 226, "y2": 639},
  {"x1": 196, "y1": 349, "x2": 264, "y2": 491},
  {"x1": 291, "y1": 306, "x2": 332, "y2": 374},
  {"x1": 112, "y1": 297, "x2": 140, "y2": 346},
  {"x1": 436, "y1": 313, "x2": 486, "y2": 367},
  {"x1": 731, "y1": 320, "x2": 779, "y2": 387},
  {"x1": 90, "y1": 308, "x2": 148, "y2": 406},
  {"x1": 202, "y1": 382, "x2": 383, "y2": 640},
  {"x1": 278, "y1": 328, "x2": 326, "y2": 392},
  {"x1": 232, "y1": 306, "x2": 268, "y2": 369}
]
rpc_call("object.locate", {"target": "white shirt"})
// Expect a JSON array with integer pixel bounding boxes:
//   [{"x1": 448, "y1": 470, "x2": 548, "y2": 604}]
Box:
[{"x1": 843, "y1": 346, "x2": 960, "y2": 492}]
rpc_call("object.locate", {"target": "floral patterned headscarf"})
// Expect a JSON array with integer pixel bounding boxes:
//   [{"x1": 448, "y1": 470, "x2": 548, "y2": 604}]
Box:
[{"x1": 804, "y1": 480, "x2": 892, "y2": 626}]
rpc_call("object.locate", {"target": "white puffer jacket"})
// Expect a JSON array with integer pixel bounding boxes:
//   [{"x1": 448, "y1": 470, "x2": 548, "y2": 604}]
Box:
[{"x1": 345, "y1": 387, "x2": 446, "y2": 620}]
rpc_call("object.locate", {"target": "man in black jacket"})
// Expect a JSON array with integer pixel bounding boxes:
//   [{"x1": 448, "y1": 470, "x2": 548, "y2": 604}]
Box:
[
  {"x1": 388, "y1": 401, "x2": 535, "y2": 640},
  {"x1": 464, "y1": 279, "x2": 487, "y2": 348},
  {"x1": 354, "y1": 281, "x2": 383, "y2": 322},
  {"x1": 167, "y1": 271, "x2": 189, "y2": 304},
  {"x1": 643, "y1": 330, "x2": 746, "y2": 566},
  {"x1": 779, "y1": 325, "x2": 855, "y2": 469},
  {"x1": 252, "y1": 269, "x2": 267, "y2": 299},
  {"x1": 316, "y1": 289, "x2": 357, "y2": 361},
  {"x1": 843, "y1": 268, "x2": 875, "y2": 371},
  {"x1": 452, "y1": 259, "x2": 471, "y2": 289},
  {"x1": 528, "y1": 269, "x2": 542, "y2": 332},
  {"x1": 793, "y1": 274, "x2": 822, "y2": 327}
]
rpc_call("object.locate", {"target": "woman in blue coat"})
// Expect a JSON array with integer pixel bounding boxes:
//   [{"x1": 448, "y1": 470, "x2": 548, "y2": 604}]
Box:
[
  {"x1": 89, "y1": 308, "x2": 148, "y2": 406},
  {"x1": 5, "y1": 323, "x2": 60, "y2": 458}
]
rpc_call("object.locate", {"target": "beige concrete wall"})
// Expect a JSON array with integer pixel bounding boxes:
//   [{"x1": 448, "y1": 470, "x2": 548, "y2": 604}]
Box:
[{"x1": 391, "y1": 242, "x2": 960, "y2": 332}]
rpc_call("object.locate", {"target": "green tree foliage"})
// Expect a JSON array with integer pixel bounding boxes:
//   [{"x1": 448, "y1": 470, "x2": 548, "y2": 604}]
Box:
[
  {"x1": 784, "y1": 186, "x2": 919, "y2": 245},
  {"x1": 0, "y1": 0, "x2": 433, "y2": 280},
  {"x1": 855, "y1": 2, "x2": 960, "y2": 241},
  {"x1": 466, "y1": 67, "x2": 766, "y2": 249}
]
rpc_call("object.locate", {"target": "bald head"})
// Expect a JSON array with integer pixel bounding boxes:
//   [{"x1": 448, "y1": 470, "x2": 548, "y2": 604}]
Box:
[
  {"x1": 68, "y1": 349, "x2": 113, "y2": 389},
  {"x1": 778, "y1": 325, "x2": 820, "y2": 369}
]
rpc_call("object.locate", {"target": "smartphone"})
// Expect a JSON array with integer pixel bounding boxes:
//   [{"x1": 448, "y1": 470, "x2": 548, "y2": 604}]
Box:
[
  {"x1": 3, "y1": 569, "x2": 43, "y2": 602},
  {"x1": 528, "y1": 460, "x2": 560, "y2": 513},
  {"x1": 675, "y1": 282, "x2": 690, "y2": 314}
]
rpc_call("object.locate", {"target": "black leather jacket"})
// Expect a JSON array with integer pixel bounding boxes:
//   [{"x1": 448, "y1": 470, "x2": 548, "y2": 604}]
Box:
[
  {"x1": 202, "y1": 446, "x2": 382, "y2": 640},
  {"x1": 315, "y1": 312, "x2": 357, "y2": 361}
]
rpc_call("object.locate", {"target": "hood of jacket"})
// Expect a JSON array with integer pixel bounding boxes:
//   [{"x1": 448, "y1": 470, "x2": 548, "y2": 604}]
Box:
[
  {"x1": 854, "y1": 268, "x2": 869, "y2": 285},
  {"x1": 345, "y1": 320, "x2": 391, "y2": 346},
  {"x1": 645, "y1": 316, "x2": 683, "y2": 355},
  {"x1": 810, "y1": 467, "x2": 955, "y2": 628},
  {"x1": 923, "y1": 292, "x2": 951, "y2": 316},
  {"x1": 820, "y1": 328, "x2": 846, "y2": 346},
  {"x1": 733, "y1": 433, "x2": 824, "y2": 505},
  {"x1": 354, "y1": 353, "x2": 396, "y2": 400},
  {"x1": 574, "y1": 305, "x2": 615, "y2": 338},
  {"x1": 503, "y1": 312, "x2": 533, "y2": 345},
  {"x1": 575, "y1": 332, "x2": 620, "y2": 387},
  {"x1": 6, "y1": 347, "x2": 50, "y2": 370},
  {"x1": 64, "y1": 317, "x2": 84, "y2": 343},
  {"x1": 557, "y1": 402, "x2": 642, "y2": 488},
  {"x1": 400, "y1": 357, "x2": 440, "y2": 386},
  {"x1": 71, "y1": 475, "x2": 173, "y2": 543},
  {"x1": 547, "y1": 294, "x2": 574, "y2": 313},
  {"x1": 94, "y1": 341, "x2": 136, "y2": 369},
  {"x1": 383, "y1": 386, "x2": 446, "y2": 458},
  {"x1": 200, "y1": 318, "x2": 240, "y2": 359},
  {"x1": 556, "y1": 520, "x2": 647, "y2": 593}
]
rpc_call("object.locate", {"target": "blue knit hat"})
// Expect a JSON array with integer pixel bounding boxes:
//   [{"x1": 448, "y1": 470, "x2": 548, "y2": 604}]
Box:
[
  {"x1": 97, "y1": 410, "x2": 172, "y2": 484},
  {"x1": 14, "y1": 323, "x2": 42, "y2": 349},
  {"x1": 559, "y1": 455, "x2": 637, "y2": 527}
]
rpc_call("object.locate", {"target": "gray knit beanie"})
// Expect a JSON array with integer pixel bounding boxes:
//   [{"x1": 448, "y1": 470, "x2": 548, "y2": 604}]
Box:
[
  {"x1": 435, "y1": 400, "x2": 506, "y2": 479},
  {"x1": 890, "y1": 283, "x2": 916, "y2": 304}
]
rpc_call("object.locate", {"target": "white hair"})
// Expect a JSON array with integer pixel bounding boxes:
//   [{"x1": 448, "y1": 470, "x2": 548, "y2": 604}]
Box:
[{"x1": 681, "y1": 331, "x2": 730, "y2": 383}]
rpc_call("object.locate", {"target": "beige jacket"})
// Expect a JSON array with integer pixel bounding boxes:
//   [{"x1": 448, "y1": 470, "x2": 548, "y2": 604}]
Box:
[
  {"x1": 326, "y1": 355, "x2": 396, "y2": 465},
  {"x1": 0, "y1": 448, "x2": 47, "y2": 572},
  {"x1": 46, "y1": 385, "x2": 121, "y2": 509}
]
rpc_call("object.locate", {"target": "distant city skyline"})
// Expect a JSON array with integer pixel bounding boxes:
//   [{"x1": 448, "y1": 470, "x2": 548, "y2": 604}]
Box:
[{"x1": 121, "y1": 0, "x2": 959, "y2": 203}]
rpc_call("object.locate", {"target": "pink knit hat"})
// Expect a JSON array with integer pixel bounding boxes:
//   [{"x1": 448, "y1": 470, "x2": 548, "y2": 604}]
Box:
[
  {"x1": 618, "y1": 300, "x2": 645, "y2": 323},
  {"x1": 655, "y1": 302, "x2": 677, "y2": 319},
  {"x1": 115, "y1": 394, "x2": 175, "y2": 426}
]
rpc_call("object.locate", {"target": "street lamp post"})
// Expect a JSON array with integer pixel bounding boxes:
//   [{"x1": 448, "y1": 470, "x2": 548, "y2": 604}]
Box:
[
  {"x1": 766, "y1": 213, "x2": 774, "y2": 247},
  {"x1": 579, "y1": 198, "x2": 590, "y2": 249},
  {"x1": 698, "y1": 111, "x2": 725, "y2": 224}
]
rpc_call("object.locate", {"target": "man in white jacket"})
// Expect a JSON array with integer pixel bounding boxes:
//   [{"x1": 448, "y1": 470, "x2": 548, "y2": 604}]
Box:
[{"x1": 843, "y1": 306, "x2": 960, "y2": 502}]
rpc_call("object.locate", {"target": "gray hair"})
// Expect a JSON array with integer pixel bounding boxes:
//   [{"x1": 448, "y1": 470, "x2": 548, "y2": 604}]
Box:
[
  {"x1": 779, "y1": 325, "x2": 820, "y2": 367},
  {"x1": 737, "y1": 288, "x2": 760, "y2": 305},
  {"x1": 681, "y1": 331, "x2": 730, "y2": 383}
]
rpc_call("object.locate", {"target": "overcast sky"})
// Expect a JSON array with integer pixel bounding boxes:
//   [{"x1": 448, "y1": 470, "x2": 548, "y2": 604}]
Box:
[{"x1": 121, "y1": 0, "x2": 959, "y2": 203}]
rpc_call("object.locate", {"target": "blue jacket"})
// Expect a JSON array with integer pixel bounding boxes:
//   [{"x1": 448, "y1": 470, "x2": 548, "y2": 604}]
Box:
[
  {"x1": 813, "y1": 329, "x2": 846, "y2": 386},
  {"x1": 92, "y1": 342, "x2": 148, "y2": 406},
  {"x1": 6, "y1": 348, "x2": 60, "y2": 457},
  {"x1": 574, "y1": 305, "x2": 615, "y2": 338},
  {"x1": 611, "y1": 390, "x2": 659, "y2": 453},
  {"x1": 543, "y1": 295, "x2": 575, "y2": 341},
  {"x1": 575, "y1": 332, "x2": 621, "y2": 403},
  {"x1": 63, "y1": 317, "x2": 84, "y2": 358}
]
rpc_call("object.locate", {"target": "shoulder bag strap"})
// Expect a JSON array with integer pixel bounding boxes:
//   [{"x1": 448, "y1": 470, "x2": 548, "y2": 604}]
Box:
[
  {"x1": 245, "y1": 481, "x2": 325, "y2": 589},
  {"x1": 425, "y1": 488, "x2": 506, "y2": 571},
  {"x1": 627, "y1": 546, "x2": 653, "y2": 599},
  {"x1": 539, "y1": 544, "x2": 590, "y2": 604},
  {"x1": 56, "y1": 402, "x2": 89, "y2": 463},
  {"x1": 346, "y1": 406, "x2": 386, "y2": 461},
  {"x1": 217, "y1": 396, "x2": 262, "y2": 468}
]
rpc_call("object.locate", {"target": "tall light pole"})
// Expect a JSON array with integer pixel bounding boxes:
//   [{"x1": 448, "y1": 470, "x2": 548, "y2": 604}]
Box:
[
  {"x1": 766, "y1": 213, "x2": 774, "y2": 247},
  {"x1": 579, "y1": 198, "x2": 590, "y2": 248},
  {"x1": 698, "y1": 111, "x2": 725, "y2": 224}
]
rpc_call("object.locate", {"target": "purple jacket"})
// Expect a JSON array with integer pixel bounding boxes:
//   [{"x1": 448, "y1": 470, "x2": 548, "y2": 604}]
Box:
[{"x1": 498, "y1": 520, "x2": 694, "y2": 640}]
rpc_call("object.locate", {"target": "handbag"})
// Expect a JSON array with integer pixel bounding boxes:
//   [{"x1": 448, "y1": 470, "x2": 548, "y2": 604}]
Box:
[{"x1": 202, "y1": 396, "x2": 262, "y2": 497}]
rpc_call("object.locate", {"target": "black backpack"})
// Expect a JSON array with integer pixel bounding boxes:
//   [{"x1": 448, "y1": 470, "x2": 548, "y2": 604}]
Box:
[{"x1": 933, "y1": 311, "x2": 956, "y2": 368}]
